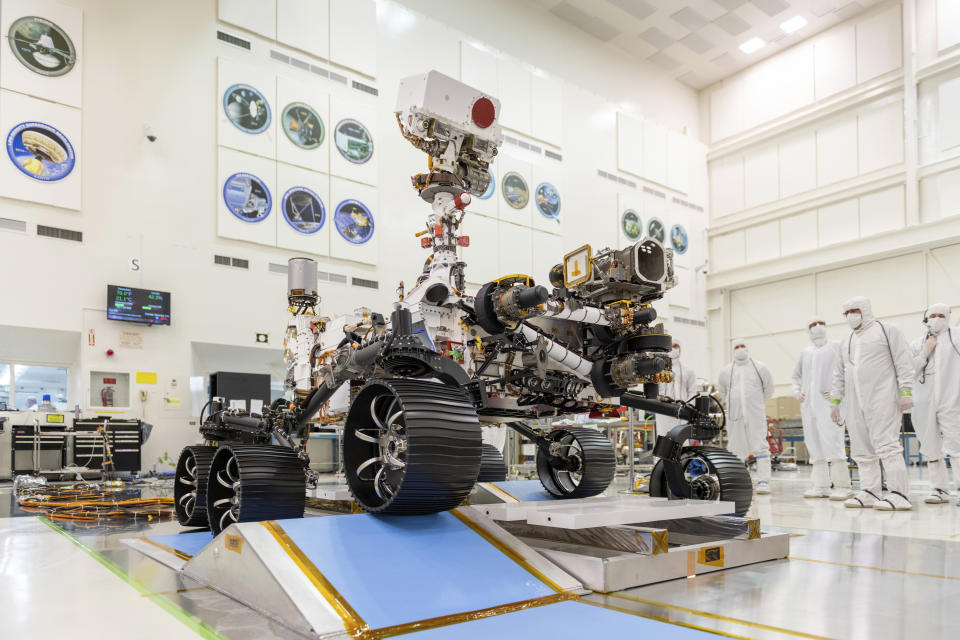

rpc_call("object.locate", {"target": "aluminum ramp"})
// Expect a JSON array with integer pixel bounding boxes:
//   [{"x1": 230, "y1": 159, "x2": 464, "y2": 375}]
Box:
[{"x1": 123, "y1": 506, "x2": 727, "y2": 638}]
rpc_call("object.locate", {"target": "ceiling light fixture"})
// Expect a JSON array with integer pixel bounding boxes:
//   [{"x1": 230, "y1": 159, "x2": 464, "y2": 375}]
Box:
[
  {"x1": 739, "y1": 37, "x2": 766, "y2": 54},
  {"x1": 780, "y1": 15, "x2": 808, "y2": 34}
]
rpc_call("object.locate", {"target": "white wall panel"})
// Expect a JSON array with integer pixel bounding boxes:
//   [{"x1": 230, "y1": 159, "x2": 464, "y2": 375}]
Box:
[
  {"x1": 329, "y1": 96, "x2": 377, "y2": 186},
  {"x1": 746, "y1": 331, "x2": 812, "y2": 395},
  {"x1": 497, "y1": 59, "x2": 531, "y2": 133},
  {"x1": 0, "y1": 90, "x2": 82, "y2": 210},
  {"x1": 275, "y1": 162, "x2": 329, "y2": 255},
  {"x1": 730, "y1": 275, "x2": 816, "y2": 337},
  {"x1": 710, "y1": 231, "x2": 745, "y2": 271},
  {"x1": 779, "y1": 211, "x2": 818, "y2": 256},
  {"x1": 642, "y1": 120, "x2": 668, "y2": 186},
  {"x1": 459, "y1": 41, "x2": 498, "y2": 97},
  {"x1": 531, "y1": 231, "x2": 563, "y2": 284},
  {"x1": 935, "y1": 168, "x2": 960, "y2": 218},
  {"x1": 530, "y1": 163, "x2": 564, "y2": 234},
  {"x1": 741, "y1": 57, "x2": 778, "y2": 127},
  {"x1": 937, "y1": 76, "x2": 960, "y2": 152},
  {"x1": 744, "y1": 145, "x2": 779, "y2": 209},
  {"x1": 217, "y1": 148, "x2": 277, "y2": 247},
  {"x1": 617, "y1": 190, "x2": 644, "y2": 247},
  {"x1": 617, "y1": 112, "x2": 644, "y2": 177},
  {"x1": 778, "y1": 131, "x2": 817, "y2": 198},
  {"x1": 0, "y1": 0, "x2": 83, "y2": 108},
  {"x1": 277, "y1": 0, "x2": 329, "y2": 59},
  {"x1": 816, "y1": 116, "x2": 858, "y2": 185},
  {"x1": 855, "y1": 3, "x2": 902, "y2": 83},
  {"x1": 744, "y1": 220, "x2": 780, "y2": 263},
  {"x1": 218, "y1": 57, "x2": 277, "y2": 160},
  {"x1": 498, "y1": 222, "x2": 532, "y2": 275},
  {"x1": 857, "y1": 100, "x2": 904, "y2": 174},
  {"x1": 928, "y1": 243, "x2": 960, "y2": 304},
  {"x1": 667, "y1": 131, "x2": 690, "y2": 194},
  {"x1": 219, "y1": 0, "x2": 276, "y2": 39},
  {"x1": 709, "y1": 155, "x2": 744, "y2": 217},
  {"x1": 709, "y1": 81, "x2": 742, "y2": 142},
  {"x1": 329, "y1": 177, "x2": 378, "y2": 264},
  {"x1": 937, "y1": 0, "x2": 960, "y2": 52},
  {"x1": 773, "y1": 42, "x2": 815, "y2": 117},
  {"x1": 330, "y1": 0, "x2": 376, "y2": 76},
  {"x1": 814, "y1": 24, "x2": 856, "y2": 100},
  {"x1": 859, "y1": 185, "x2": 905, "y2": 237},
  {"x1": 584, "y1": 182, "x2": 617, "y2": 251},
  {"x1": 688, "y1": 140, "x2": 709, "y2": 205},
  {"x1": 276, "y1": 76, "x2": 329, "y2": 173},
  {"x1": 496, "y1": 153, "x2": 532, "y2": 227},
  {"x1": 816, "y1": 253, "x2": 923, "y2": 319},
  {"x1": 817, "y1": 199, "x2": 859, "y2": 246},
  {"x1": 644, "y1": 189, "x2": 667, "y2": 223},
  {"x1": 531, "y1": 74, "x2": 562, "y2": 145},
  {"x1": 668, "y1": 265, "x2": 692, "y2": 309}
]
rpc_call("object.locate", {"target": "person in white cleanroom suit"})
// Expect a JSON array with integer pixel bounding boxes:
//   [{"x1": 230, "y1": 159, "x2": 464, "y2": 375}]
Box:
[
  {"x1": 656, "y1": 340, "x2": 697, "y2": 437},
  {"x1": 718, "y1": 339, "x2": 775, "y2": 494},
  {"x1": 830, "y1": 296, "x2": 915, "y2": 510},
  {"x1": 792, "y1": 317, "x2": 853, "y2": 500},
  {"x1": 910, "y1": 302, "x2": 960, "y2": 504}
]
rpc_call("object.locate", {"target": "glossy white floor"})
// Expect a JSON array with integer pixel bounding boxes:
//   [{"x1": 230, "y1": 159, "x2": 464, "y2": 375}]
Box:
[
  {"x1": 591, "y1": 464, "x2": 960, "y2": 639},
  {"x1": 0, "y1": 464, "x2": 957, "y2": 639}
]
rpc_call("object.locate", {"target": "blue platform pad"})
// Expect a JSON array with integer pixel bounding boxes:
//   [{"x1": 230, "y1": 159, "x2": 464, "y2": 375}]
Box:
[
  {"x1": 402, "y1": 601, "x2": 717, "y2": 638},
  {"x1": 488, "y1": 480, "x2": 554, "y2": 502},
  {"x1": 147, "y1": 531, "x2": 213, "y2": 557},
  {"x1": 276, "y1": 512, "x2": 555, "y2": 630}
]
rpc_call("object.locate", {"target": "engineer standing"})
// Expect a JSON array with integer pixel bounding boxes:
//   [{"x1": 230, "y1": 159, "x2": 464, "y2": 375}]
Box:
[
  {"x1": 830, "y1": 296, "x2": 915, "y2": 510},
  {"x1": 718, "y1": 339, "x2": 775, "y2": 494},
  {"x1": 792, "y1": 317, "x2": 853, "y2": 500},
  {"x1": 910, "y1": 302, "x2": 960, "y2": 504}
]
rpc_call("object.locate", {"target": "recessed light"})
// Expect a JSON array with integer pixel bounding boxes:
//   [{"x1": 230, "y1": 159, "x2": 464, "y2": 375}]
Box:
[
  {"x1": 739, "y1": 37, "x2": 766, "y2": 54},
  {"x1": 780, "y1": 15, "x2": 808, "y2": 34}
]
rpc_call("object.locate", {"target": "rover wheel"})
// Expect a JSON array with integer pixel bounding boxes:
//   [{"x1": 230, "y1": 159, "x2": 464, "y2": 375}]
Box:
[
  {"x1": 649, "y1": 446, "x2": 752, "y2": 516},
  {"x1": 536, "y1": 427, "x2": 615, "y2": 498},
  {"x1": 206, "y1": 444, "x2": 306, "y2": 535},
  {"x1": 477, "y1": 443, "x2": 507, "y2": 482},
  {"x1": 174, "y1": 445, "x2": 216, "y2": 527},
  {"x1": 344, "y1": 378, "x2": 481, "y2": 514}
]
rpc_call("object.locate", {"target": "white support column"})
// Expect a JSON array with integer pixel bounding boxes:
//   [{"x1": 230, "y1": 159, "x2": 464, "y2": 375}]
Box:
[{"x1": 903, "y1": 0, "x2": 921, "y2": 227}]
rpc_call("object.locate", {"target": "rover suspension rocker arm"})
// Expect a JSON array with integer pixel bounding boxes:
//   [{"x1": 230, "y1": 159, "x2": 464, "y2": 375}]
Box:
[
  {"x1": 506, "y1": 420, "x2": 584, "y2": 473},
  {"x1": 294, "y1": 338, "x2": 386, "y2": 435},
  {"x1": 619, "y1": 389, "x2": 724, "y2": 500}
]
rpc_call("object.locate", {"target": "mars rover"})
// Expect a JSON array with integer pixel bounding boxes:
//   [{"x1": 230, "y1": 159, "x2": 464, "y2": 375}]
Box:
[{"x1": 175, "y1": 71, "x2": 751, "y2": 535}]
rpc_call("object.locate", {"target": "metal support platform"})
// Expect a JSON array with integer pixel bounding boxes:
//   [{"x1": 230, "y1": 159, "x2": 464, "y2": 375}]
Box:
[
  {"x1": 122, "y1": 480, "x2": 787, "y2": 636},
  {"x1": 122, "y1": 505, "x2": 744, "y2": 639},
  {"x1": 471, "y1": 480, "x2": 789, "y2": 593}
]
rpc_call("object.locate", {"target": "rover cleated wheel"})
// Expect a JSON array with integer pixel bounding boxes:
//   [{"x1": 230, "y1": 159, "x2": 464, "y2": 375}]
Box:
[
  {"x1": 174, "y1": 445, "x2": 216, "y2": 527},
  {"x1": 477, "y1": 443, "x2": 507, "y2": 482},
  {"x1": 649, "y1": 446, "x2": 753, "y2": 516},
  {"x1": 205, "y1": 444, "x2": 306, "y2": 535},
  {"x1": 536, "y1": 426, "x2": 615, "y2": 498},
  {"x1": 343, "y1": 378, "x2": 482, "y2": 514}
]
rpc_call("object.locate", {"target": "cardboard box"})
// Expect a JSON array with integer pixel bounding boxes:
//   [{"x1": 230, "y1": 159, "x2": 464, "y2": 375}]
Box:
[{"x1": 765, "y1": 395, "x2": 801, "y2": 420}]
